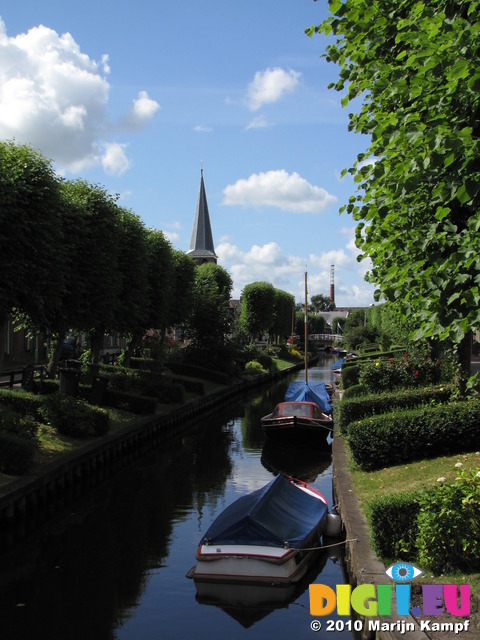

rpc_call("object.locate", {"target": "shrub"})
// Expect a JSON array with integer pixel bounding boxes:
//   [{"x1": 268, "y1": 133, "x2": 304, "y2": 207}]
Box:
[
  {"x1": 38, "y1": 394, "x2": 110, "y2": 438},
  {"x1": 368, "y1": 491, "x2": 422, "y2": 559},
  {"x1": 0, "y1": 431, "x2": 36, "y2": 474},
  {"x1": 358, "y1": 353, "x2": 443, "y2": 392},
  {"x1": 341, "y1": 384, "x2": 367, "y2": 399},
  {"x1": 255, "y1": 352, "x2": 272, "y2": 371},
  {"x1": 244, "y1": 360, "x2": 266, "y2": 376},
  {"x1": 0, "y1": 389, "x2": 44, "y2": 420},
  {"x1": 289, "y1": 349, "x2": 302, "y2": 361},
  {"x1": 338, "y1": 384, "x2": 454, "y2": 434},
  {"x1": 348, "y1": 398, "x2": 480, "y2": 470},
  {"x1": 0, "y1": 406, "x2": 39, "y2": 445},
  {"x1": 341, "y1": 364, "x2": 361, "y2": 390},
  {"x1": 416, "y1": 466, "x2": 480, "y2": 573},
  {"x1": 102, "y1": 389, "x2": 157, "y2": 414}
]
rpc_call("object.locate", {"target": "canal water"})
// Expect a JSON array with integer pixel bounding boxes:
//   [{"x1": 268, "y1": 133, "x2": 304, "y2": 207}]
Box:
[{"x1": 0, "y1": 356, "x2": 353, "y2": 640}]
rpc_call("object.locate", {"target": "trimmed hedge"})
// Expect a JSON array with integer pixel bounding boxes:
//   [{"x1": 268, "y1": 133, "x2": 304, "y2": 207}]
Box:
[
  {"x1": 0, "y1": 406, "x2": 39, "y2": 444},
  {"x1": 338, "y1": 384, "x2": 455, "y2": 434},
  {"x1": 0, "y1": 430, "x2": 37, "y2": 474},
  {"x1": 348, "y1": 398, "x2": 480, "y2": 470},
  {"x1": 341, "y1": 384, "x2": 367, "y2": 399},
  {"x1": 38, "y1": 394, "x2": 110, "y2": 438},
  {"x1": 367, "y1": 491, "x2": 422, "y2": 559},
  {"x1": 341, "y1": 363, "x2": 361, "y2": 390},
  {"x1": 103, "y1": 389, "x2": 157, "y2": 414},
  {"x1": 166, "y1": 362, "x2": 230, "y2": 385},
  {"x1": 0, "y1": 388, "x2": 44, "y2": 420}
]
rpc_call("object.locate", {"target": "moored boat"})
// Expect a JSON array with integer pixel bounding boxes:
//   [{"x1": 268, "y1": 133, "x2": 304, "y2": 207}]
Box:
[
  {"x1": 187, "y1": 474, "x2": 329, "y2": 586},
  {"x1": 261, "y1": 400, "x2": 333, "y2": 448}
]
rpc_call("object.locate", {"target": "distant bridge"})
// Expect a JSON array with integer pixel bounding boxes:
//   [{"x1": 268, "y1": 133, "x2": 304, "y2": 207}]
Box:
[{"x1": 308, "y1": 333, "x2": 343, "y2": 342}]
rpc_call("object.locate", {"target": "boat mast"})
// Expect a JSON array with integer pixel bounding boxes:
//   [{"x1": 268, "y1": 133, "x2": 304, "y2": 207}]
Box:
[{"x1": 304, "y1": 271, "x2": 308, "y2": 384}]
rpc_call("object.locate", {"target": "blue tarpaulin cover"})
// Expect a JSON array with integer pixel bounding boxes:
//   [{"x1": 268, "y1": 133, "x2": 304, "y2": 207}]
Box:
[
  {"x1": 284, "y1": 381, "x2": 332, "y2": 413},
  {"x1": 331, "y1": 358, "x2": 345, "y2": 370},
  {"x1": 200, "y1": 474, "x2": 328, "y2": 549}
]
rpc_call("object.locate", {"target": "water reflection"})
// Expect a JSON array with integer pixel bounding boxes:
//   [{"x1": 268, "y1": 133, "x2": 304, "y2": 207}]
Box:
[
  {"x1": 0, "y1": 357, "x2": 350, "y2": 640},
  {"x1": 194, "y1": 551, "x2": 328, "y2": 628}
]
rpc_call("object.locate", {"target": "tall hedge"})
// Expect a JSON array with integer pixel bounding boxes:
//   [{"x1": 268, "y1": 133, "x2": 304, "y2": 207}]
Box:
[
  {"x1": 348, "y1": 398, "x2": 480, "y2": 470},
  {"x1": 338, "y1": 384, "x2": 454, "y2": 434}
]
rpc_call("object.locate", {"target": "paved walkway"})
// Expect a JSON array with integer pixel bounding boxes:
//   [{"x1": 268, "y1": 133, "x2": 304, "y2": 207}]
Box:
[{"x1": 332, "y1": 371, "x2": 480, "y2": 639}]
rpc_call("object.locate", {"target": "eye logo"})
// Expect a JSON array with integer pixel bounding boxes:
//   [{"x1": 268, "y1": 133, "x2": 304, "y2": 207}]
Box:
[{"x1": 385, "y1": 562, "x2": 423, "y2": 582}]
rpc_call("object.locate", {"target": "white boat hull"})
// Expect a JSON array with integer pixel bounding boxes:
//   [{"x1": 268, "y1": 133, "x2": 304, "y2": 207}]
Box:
[{"x1": 192, "y1": 541, "x2": 321, "y2": 585}]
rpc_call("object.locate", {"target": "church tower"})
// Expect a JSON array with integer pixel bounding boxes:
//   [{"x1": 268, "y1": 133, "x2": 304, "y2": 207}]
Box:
[{"x1": 187, "y1": 169, "x2": 218, "y2": 265}]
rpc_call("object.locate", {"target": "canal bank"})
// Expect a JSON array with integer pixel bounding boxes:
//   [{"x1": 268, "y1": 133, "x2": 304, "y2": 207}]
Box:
[
  {"x1": 0, "y1": 362, "x2": 308, "y2": 541},
  {"x1": 332, "y1": 425, "x2": 429, "y2": 640}
]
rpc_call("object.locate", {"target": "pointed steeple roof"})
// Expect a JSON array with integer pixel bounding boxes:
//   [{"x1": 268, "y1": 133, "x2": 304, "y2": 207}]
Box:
[{"x1": 187, "y1": 169, "x2": 218, "y2": 264}]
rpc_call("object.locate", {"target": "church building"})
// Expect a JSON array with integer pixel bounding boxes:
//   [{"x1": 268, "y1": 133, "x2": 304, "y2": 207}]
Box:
[{"x1": 187, "y1": 169, "x2": 218, "y2": 265}]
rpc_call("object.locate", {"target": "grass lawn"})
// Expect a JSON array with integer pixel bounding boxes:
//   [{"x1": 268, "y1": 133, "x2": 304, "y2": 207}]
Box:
[{"x1": 346, "y1": 440, "x2": 480, "y2": 600}]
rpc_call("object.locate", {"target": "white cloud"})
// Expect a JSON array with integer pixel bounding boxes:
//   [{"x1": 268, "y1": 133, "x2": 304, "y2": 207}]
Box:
[
  {"x1": 246, "y1": 67, "x2": 301, "y2": 111},
  {"x1": 309, "y1": 249, "x2": 352, "y2": 271},
  {"x1": 0, "y1": 19, "x2": 159, "y2": 174},
  {"x1": 222, "y1": 170, "x2": 337, "y2": 214},
  {"x1": 101, "y1": 142, "x2": 131, "y2": 176},
  {"x1": 163, "y1": 230, "x2": 180, "y2": 244},
  {"x1": 122, "y1": 90, "x2": 160, "y2": 130},
  {"x1": 245, "y1": 115, "x2": 271, "y2": 131},
  {"x1": 216, "y1": 236, "x2": 375, "y2": 306},
  {"x1": 133, "y1": 90, "x2": 159, "y2": 118},
  {"x1": 193, "y1": 124, "x2": 213, "y2": 133}
]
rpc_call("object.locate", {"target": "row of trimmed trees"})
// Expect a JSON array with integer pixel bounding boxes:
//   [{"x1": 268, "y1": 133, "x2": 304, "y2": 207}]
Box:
[
  {"x1": 0, "y1": 140, "x2": 235, "y2": 374},
  {"x1": 1, "y1": 140, "x2": 307, "y2": 375}
]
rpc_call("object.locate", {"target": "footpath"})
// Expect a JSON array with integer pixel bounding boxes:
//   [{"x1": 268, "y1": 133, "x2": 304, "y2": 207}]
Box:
[{"x1": 332, "y1": 361, "x2": 480, "y2": 640}]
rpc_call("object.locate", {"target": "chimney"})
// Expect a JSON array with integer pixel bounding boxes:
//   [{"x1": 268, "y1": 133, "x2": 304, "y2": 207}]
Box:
[{"x1": 330, "y1": 264, "x2": 335, "y2": 306}]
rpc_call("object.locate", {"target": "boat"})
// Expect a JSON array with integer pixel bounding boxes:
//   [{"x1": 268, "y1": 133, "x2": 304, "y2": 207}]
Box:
[
  {"x1": 261, "y1": 400, "x2": 333, "y2": 447},
  {"x1": 187, "y1": 473, "x2": 329, "y2": 586},
  {"x1": 261, "y1": 272, "x2": 334, "y2": 448}
]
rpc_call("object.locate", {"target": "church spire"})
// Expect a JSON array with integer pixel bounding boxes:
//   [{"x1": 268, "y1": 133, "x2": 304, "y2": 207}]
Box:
[{"x1": 187, "y1": 169, "x2": 218, "y2": 265}]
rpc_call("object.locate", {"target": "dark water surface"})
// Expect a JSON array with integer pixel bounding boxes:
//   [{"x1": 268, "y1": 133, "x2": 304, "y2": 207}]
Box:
[{"x1": 0, "y1": 357, "x2": 353, "y2": 640}]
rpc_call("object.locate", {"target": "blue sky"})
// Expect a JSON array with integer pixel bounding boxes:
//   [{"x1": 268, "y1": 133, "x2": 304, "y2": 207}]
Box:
[{"x1": 0, "y1": 0, "x2": 375, "y2": 307}]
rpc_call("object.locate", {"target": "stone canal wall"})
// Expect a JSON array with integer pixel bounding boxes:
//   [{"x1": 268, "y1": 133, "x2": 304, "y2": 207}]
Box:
[{"x1": 0, "y1": 364, "x2": 305, "y2": 542}]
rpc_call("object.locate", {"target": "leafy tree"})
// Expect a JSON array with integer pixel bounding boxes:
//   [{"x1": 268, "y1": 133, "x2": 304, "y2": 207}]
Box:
[
  {"x1": 168, "y1": 250, "x2": 196, "y2": 332},
  {"x1": 0, "y1": 141, "x2": 64, "y2": 371},
  {"x1": 342, "y1": 308, "x2": 378, "y2": 351},
  {"x1": 310, "y1": 293, "x2": 335, "y2": 312},
  {"x1": 239, "y1": 282, "x2": 276, "y2": 342},
  {"x1": 59, "y1": 180, "x2": 121, "y2": 363},
  {"x1": 115, "y1": 208, "x2": 150, "y2": 366},
  {"x1": 143, "y1": 228, "x2": 175, "y2": 339},
  {"x1": 185, "y1": 263, "x2": 233, "y2": 349},
  {"x1": 272, "y1": 289, "x2": 295, "y2": 341},
  {"x1": 309, "y1": 0, "x2": 480, "y2": 388}
]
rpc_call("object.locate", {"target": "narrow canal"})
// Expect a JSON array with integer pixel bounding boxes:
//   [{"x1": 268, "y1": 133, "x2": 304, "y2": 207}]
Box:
[{"x1": 0, "y1": 355, "x2": 353, "y2": 640}]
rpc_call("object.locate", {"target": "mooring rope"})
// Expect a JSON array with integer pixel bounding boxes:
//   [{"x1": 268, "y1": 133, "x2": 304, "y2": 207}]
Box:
[{"x1": 291, "y1": 537, "x2": 358, "y2": 552}]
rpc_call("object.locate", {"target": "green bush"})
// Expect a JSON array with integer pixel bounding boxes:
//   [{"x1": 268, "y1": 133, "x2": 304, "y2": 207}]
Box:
[
  {"x1": 348, "y1": 398, "x2": 480, "y2": 470},
  {"x1": 244, "y1": 360, "x2": 267, "y2": 376},
  {"x1": 358, "y1": 353, "x2": 443, "y2": 392},
  {"x1": 416, "y1": 466, "x2": 480, "y2": 573},
  {"x1": 368, "y1": 491, "x2": 422, "y2": 559},
  {"x1": 103, "y1": 389, "x2": 157, "y2": 414},
  {"x1": 256, "y1": 352, "x2": 273, "y2": 371},
  {"x1": 38, "y1": 394, "x2": 110, "y2": 438},
  {"x1": 338, "y1": 384, "x2": 454, "y2": 434},
  {"x1": 0, "y1": 406, "x2": 39, "y2": 445},
  {"x1": 341, "y1": 384, "x2": 367, "y2": 399},
  {"x1": 142, "y1": 381, "x2": 184, "y2": 403},
  {"x1": 0, "y1": 389, "x2": 44, "y2": 420},
  {"x1": 341, "y1": 363, "x2": 361, "y2": 390},
  {"x1": 166, "y1": 361, "x2": 230, "y2": 385},
  {"x1": 0, "y1": 431, "x2": 36, "y2": 474}
]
